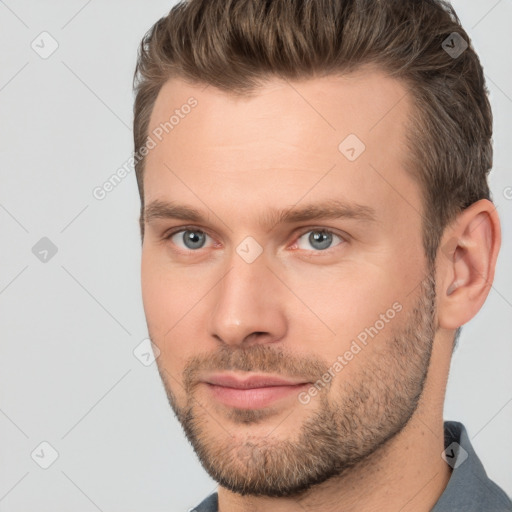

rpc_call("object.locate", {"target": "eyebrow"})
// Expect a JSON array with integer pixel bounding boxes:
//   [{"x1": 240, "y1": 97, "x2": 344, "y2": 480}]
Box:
[{"x1": 144, "y1": 198, "x2": 377, "y2": 230}]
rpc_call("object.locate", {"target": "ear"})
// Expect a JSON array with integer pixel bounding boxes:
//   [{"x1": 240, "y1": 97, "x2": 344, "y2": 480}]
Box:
[{"x1": 437, "y1": 199, "x2": 501, "y2": 330}]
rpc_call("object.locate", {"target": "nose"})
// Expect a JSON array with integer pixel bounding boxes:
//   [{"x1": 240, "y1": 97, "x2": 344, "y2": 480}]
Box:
[{"x1": 207, "y1": 250, "x2": 288, "y2": 347}]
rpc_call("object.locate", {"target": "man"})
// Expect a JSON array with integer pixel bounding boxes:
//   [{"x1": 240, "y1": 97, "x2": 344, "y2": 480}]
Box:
[{"x1": 132, "y1": 0, "x2": 512, "y2": 510}]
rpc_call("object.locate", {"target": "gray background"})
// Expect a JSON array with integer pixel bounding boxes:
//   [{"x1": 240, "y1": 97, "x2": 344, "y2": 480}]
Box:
[{"x1": 0, "y1": 1, "x2": 511, "y2": 510}]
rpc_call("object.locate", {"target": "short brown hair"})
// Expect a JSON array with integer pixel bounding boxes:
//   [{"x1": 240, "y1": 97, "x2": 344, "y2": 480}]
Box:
[{"x1": 133, "y1": 0, "x2": 493, "y2": 264}]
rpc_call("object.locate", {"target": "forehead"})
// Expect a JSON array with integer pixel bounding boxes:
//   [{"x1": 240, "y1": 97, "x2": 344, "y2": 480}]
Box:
[
  {"x1": 143, "y1": 68, "x2": 420, "y2": 229},
  {"x1": 148, "y1": 67, "x2": 411, "y2": 153}
]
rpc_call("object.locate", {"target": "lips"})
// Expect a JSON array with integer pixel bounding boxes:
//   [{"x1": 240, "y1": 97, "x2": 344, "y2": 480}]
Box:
[
  {"x1": 201, "y1": 372, "x2": 311, "y2": 409},
  {"x1": 203, "y1": 373, "x2": 308, "y2": 389}
]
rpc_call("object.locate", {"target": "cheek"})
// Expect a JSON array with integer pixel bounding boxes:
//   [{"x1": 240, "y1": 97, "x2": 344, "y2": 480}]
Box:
[
  {"x1": 141, "y1": 254, "x2": 172, "y2": 331},
  {"x1": 141, "y1": 249, "x2": 200, "y2": 328},
  {"x1": 141, "y1": 252, "x2": 186, "y2": 358},
  {"x1": 282, "y1": 261, "x2": 409, "y2": 365},
  {"x1": 141, "y1": 250, "x2": 213, "y2": 368},
  {"x1": 290, "y1": 261, "x2": 401, "y2": 322}
]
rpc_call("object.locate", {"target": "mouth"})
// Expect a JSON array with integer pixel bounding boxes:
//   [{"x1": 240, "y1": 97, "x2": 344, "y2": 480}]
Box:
[{"x1": 201, "y1": 372, "x2": 311, "y2": 409}]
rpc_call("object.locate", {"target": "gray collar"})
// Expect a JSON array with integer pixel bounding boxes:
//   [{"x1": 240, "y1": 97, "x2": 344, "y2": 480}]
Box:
[{"x1": 431, "y1": 420, "x2": 512, "y2": 511}]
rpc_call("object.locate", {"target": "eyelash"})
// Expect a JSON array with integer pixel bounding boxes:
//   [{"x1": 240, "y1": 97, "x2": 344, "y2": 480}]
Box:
[{"x1": 162, "y1": 225, "x2": 347, "y2": 254}]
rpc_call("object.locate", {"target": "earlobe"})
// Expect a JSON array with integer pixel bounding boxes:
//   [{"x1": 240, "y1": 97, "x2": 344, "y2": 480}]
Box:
[{"x1": 437, "y1": 199, "x2": 501, "y2": 330}]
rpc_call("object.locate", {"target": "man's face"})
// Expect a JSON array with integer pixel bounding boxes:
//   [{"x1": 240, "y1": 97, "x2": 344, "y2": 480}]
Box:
[{"x1": 141, "y1": 69, "x2": 438, "y2": 496}]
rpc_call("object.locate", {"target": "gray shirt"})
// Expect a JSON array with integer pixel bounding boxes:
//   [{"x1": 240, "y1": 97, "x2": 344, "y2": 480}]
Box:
[{"x1": 191, "y1": 421, "x2": 512, "y2": 511}]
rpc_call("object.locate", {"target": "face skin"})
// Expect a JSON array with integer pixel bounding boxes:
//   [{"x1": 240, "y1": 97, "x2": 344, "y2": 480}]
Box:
[{"x1": 140, "y1": 67, "x2": 500, "y2": 512}]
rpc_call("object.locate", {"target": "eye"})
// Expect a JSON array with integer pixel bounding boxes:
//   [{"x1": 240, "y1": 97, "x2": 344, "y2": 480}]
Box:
[
  {"x1": 295, "y1": 229, "x2": 345, "y2": 251},
  {"x1": 166, "y1": 228, "x2": 213, "y2": 251},
  {"x1": 163, "y1": 226, "x2": 346, "y2": 254}
]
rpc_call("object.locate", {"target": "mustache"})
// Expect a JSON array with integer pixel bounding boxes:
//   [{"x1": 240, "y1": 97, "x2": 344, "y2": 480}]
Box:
[{"x1": 182, "y1": 344, "x2": 330, "y2": 391}]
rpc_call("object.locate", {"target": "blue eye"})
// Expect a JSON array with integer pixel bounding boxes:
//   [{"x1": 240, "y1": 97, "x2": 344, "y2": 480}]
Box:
[
  {"x1": 164, "y1": 227, "x2": 345, "y2": 254},
  {"x1": 296, "y1": 230, "x2": 344, "y2": 251},
  {"x1": 169, "y1": 229, "x2": 211, "y2": 250}
]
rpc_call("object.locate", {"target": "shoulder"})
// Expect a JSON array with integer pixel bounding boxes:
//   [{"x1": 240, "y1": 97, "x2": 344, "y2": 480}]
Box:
[{"x1": 432, "y1": 421, "x2": 512, "y2": 512}]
